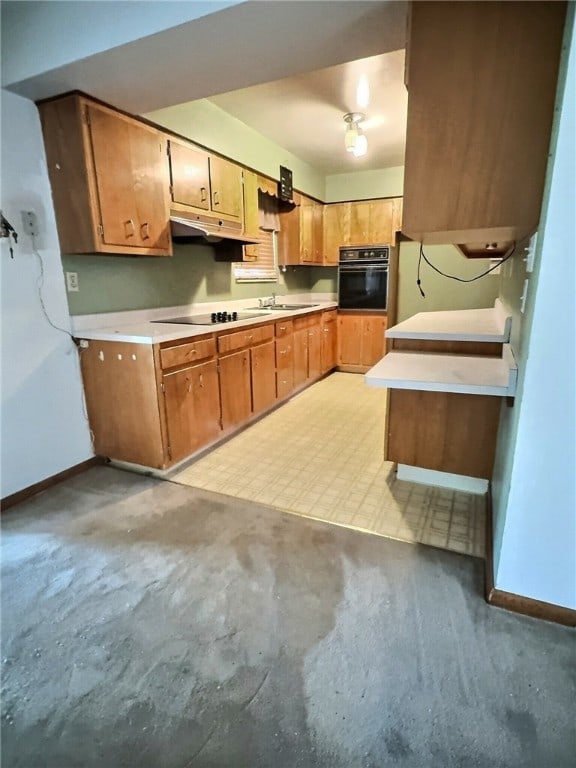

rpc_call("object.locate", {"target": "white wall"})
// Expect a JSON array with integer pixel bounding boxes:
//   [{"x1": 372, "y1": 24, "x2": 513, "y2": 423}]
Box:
[
  {"x1": 0, "y1": 90, "x2": 93, "y2": 498},
  {"x1": 1, "y1": 1, "x2": 238, "y2": 86},
  {"x1": 494, "y1": 13, "x2": 576, "y2": 609}
]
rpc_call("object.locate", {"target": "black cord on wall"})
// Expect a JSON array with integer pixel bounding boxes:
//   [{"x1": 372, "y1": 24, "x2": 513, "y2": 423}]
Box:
[{"x1": 416, "y1": 241, "x2": 516, "y2": 297}]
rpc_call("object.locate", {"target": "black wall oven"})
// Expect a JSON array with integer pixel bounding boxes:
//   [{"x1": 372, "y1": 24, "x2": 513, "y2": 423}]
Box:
[{"x1": 338, "y1": 246, "x2": 390, "y2": 311}]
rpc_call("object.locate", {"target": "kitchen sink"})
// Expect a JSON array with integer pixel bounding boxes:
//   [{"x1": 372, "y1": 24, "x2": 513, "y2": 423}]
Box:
[{"x1": 248, "y1": 303, "x2": 319, "y2": 311}]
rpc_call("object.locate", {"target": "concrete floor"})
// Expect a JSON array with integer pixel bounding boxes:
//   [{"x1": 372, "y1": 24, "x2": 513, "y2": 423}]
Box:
[{"x1": 1, "y1": 466, "x2": 574, "y2": 768}]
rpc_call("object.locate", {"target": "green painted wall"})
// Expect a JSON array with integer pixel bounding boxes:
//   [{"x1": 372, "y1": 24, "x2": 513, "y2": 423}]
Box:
[
  {"x1": 396, "y1": 242, "x2": 500, "y2": 322},
  {"x1": 324, "y1": 166, "x2": 404, "y2": 202},
  {"x1": 62, "y1": 244, "x2": 313, "y2": 315},
  {"x1": 146, "y1": 99, "x2": 325, "y2": 200}
]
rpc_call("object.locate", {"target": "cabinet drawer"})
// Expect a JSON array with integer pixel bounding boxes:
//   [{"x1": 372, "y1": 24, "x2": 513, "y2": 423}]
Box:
[
  {"x1": 217, "y1": 324, "x2": 274, "y2": 355},
  {"x1": 160, "y1": 337, "x2": 216, "y2": 370},
  {"x1": 275, "y1": 319, "x2": 293, "y2": 337},
  {"x1": 293, "y1": 313, "x2": 320, "y2": 331}
]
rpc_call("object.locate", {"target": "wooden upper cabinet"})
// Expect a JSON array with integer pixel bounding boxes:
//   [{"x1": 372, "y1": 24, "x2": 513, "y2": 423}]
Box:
[
  {"x1": 39, "y1": 95, "x2": 171, "y2": 256},
  {"x1": 349, "y1": 199, "x2": 396, "y2": 245},
  {"x1": 349, "y1": 201, "x2": 371, "y2": 245},
  {"x1": 278, "y1": 192, "x2": 301, "y2": 266},
  {"x1": 323, "y1": 203, "x2": 350, "y2": 264},
  {"x1": 402, "y1": 1, "x2": 566, "y2": 255},
  {"x1": 209, "y1": 155, "x2": 243, "y2": 220},
  {"x1": 242, "y1": 170, "x2": 260, "y2": 239},
  {"x1": 300, "y1": 195, "x2": 323, "y2": 264},
  {"x1": 169, "y1": 138, "x2": 210, "y2": 210},
  {"x1": 168, "y1": 138, "x2": 243, "y2": 223}
]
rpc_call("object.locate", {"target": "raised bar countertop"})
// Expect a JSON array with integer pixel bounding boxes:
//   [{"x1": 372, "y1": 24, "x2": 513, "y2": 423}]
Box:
[
  {"x1": 71, "y1": 295, "x2": 337, "y2": 344},
  {"x1": 365, "y1": 344, "x2": 518, "y2": 396},
  {"x1": 385, "y1": 298, "x2": 511, "y2": 342}
]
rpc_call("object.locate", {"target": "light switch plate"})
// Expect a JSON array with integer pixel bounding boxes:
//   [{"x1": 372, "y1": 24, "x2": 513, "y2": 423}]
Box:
[{"x1": 66, "y1": 271, "x2": 79, "y2": 292}]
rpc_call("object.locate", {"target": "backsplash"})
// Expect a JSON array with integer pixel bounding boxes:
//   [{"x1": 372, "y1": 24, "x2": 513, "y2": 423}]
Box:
[{"x1": 62, "y1": 243, "x2": 316, "y2": 315}]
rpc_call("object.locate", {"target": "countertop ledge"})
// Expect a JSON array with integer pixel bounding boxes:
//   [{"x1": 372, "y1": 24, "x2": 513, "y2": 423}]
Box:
[
  {"x1": 71, "y1": 296, "x2": 338, "y2": 344},
  {"x1": 385, "y1": 299, "x2": 511, "y2": 342},
  {"x1": 365, "y1": 344, "x2": 518, "y2": 397}
]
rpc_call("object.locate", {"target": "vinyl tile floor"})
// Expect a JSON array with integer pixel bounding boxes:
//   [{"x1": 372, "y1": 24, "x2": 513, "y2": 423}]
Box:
[{"x1": 171, "y1": 373, "x2": 486, "y2": 558}]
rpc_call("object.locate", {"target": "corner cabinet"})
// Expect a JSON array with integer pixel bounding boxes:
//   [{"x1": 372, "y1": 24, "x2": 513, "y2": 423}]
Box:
[
  {"x1": 402, "y1": 1, "x2": 566, "y2": 256},
  {"x1": 38, "y1": 94, "x2": 172, "y2": 256}
]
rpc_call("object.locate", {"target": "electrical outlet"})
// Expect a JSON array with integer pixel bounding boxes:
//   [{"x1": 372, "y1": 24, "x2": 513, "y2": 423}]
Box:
[
  {"x1": 66, "y1": 271, "x2": 79, "y2": 292},
  {"x1": 21, "y1": 210, "x2": 38, "y2": 237}
]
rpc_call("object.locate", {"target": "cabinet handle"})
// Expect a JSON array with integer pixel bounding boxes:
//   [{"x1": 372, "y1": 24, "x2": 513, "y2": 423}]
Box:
[
  {"x1": 200, "y1": 186, "x2": 207, "y2": 203},
  {"x1": 279, "y1": 326, "x2": 286, "y2": 331},
  {"x1": 323, "y1": 329, "x2": 330, "y2": 333},
  {"x1": 199, "y1": 374, "x2": 204, "y2": 388},
  {"x1": 280, "y1": 350, "x2": 286, "y2": 356},
  {"x1": 140, "y1": 222, "x2": 150, "y2": 240},
  {"x1": 213, "y1": 191, "x2": 220, "y2": 206},
  {"x1": 124, "y1": 219, "x2": 135, "y2": 238}
]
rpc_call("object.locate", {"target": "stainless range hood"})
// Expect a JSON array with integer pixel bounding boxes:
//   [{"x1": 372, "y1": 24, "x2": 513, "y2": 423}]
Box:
[{"x1": 170, "y1": 212, "x2": 261, "y2": 247}]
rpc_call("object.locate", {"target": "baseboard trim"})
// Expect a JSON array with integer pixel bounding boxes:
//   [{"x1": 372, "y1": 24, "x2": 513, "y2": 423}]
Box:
[
  {"x1": 1, "y1": 457, "x2": 103, "y2": 511},
  {"x1": 487, "y1": 586, "x2": 576, "y2": 627},
  {"x1": 484, "y1": 484, "x2": 576, "y2": 626}
]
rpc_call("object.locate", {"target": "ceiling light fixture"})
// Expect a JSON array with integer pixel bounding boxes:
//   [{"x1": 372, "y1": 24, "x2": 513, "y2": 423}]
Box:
[{"x1": 343, "y1": 112, "x2": 368, "y2": 157}]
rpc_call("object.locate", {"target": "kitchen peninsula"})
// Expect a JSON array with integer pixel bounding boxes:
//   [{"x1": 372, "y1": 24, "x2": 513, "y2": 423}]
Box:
[{"x1": 365, "y1": 300, "x2": 515, "y2": 490}]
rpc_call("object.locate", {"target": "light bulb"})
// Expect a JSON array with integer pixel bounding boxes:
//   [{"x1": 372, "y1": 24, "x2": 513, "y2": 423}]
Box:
[
  {"x1": 345, "y1": 125, "x2": 358, "y2": 152},
  {"x1": 352, "y1": 133, "x2": 367, "y2": 157}
]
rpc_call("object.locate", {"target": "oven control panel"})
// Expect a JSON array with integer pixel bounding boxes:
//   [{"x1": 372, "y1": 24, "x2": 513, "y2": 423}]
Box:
[{"x1": 339, "y1": 246, "x2": 390, "y2": 263}]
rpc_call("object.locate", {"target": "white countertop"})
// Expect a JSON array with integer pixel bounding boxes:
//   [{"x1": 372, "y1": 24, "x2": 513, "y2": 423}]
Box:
[
  {"x1": 365, "y1": 344, "x2": 517, "y2": 397},
  {"x1": 71, "y1": 295, "x2": 337, "y2": 344},
  {"x1": 385, "y1": 299, "x2": 511, "y2": 342}
]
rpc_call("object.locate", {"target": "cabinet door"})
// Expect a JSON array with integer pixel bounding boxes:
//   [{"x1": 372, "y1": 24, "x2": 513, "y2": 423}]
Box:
[
  {"x1": 278, "y1": 193, "x2": 301, "y2": 266},
  {"x1": 191, "y1": 361, "x2": 222, "y2": 449},
  {"x1": 169, "y1": 140, "x2": 210, "y2": 210},
  {"x1": 300, "y1": 196, "x2": 315, "y2": 263},
  {"x1": 219, "y1": 350, "x2": 251, "y2": 430},
  {"x1": 251, "y1": 340, "x2": 277, "y2": 414},
  {"x1": 242, "y1": 169, "x2": 260, "y2": 238},
  {"x1": 307, "y1": 325, "x2": 322, "y2": 380},
  {"x1": 293, "y1": 328, "x2": 309, "y2": 387},
  {"x1": 321, "y1": 318, "x2": 337, "y2": 373},
  {"x1": 312, "y1": 201, "x2": 324, "y2": 263},
  {"x1": 323, "y1": 203, "x2": 350, "y2": 264},
  {"x1": 163, "y1": 360, "x2": 220, "y2": 463},
  {"x1": 209, "y1": 155, "x2": 242, "y2": 219},
  {"x1": 361, "y1": 316, "x2": 387, "y2": 366},
  {"x1": 369, "y1": 199, "x2": 395, "y2": 245},
  {"x1": 337, "y1": 315, "x2": 363, "y2": 366},
  {"x1": 276, "y1": 338, "x2": 294, "y2": 399},
  {"x1": 88, "y1": 106, "x2": 170, "y2": 251},
  {"x1": 349, "y1": 201, "x2": 371, "y2": 245}
]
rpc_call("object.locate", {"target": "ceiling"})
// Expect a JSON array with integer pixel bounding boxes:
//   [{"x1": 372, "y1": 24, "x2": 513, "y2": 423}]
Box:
[
  {"x1": 209, "y1": 50, "x2": 408, "y2": 175},
  {"x1": 2, "y1": 1, "x2": 409, "y2": 176}
]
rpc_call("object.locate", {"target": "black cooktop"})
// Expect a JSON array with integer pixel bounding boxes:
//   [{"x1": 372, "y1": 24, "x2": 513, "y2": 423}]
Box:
[{"x1": 151, "y1": 310, "x2": 266, "y2": 326}]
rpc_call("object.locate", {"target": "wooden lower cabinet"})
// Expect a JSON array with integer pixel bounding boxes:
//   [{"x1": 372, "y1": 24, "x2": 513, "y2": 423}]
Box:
[
  {"x1": 79, "y1": 310, "x2": 333, "y2": 470},
  {"x1": 337, "y1": 313, "x2": 387, "y2": 371},
  {"x1": 293, "y1": 328, "x2": 309, "y2": 388},
  {"x1": 79, "y1": 340, "x2": 167, "y2": 468},
  {"x1": 321, "y1": 312, "x2": 337, "y2": 373},
  {"x1": 307, "y1": 325, "x2": 322, "y2": 379},
  {"x1": 219, "y1": 349, "x2": 251, "y2": 431},
  {"x1": 251, "y1": 340, "x2": 277, "y2": 413},
  {"x1": 386, "y1": 388, "x2": 502, "y2": 479},
  {"x1": 162, "y1": 360, "x2": 221, "y2": 463},
  {"x1": 276, "y1": 337, "x2": 294, "y2": 398}
]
